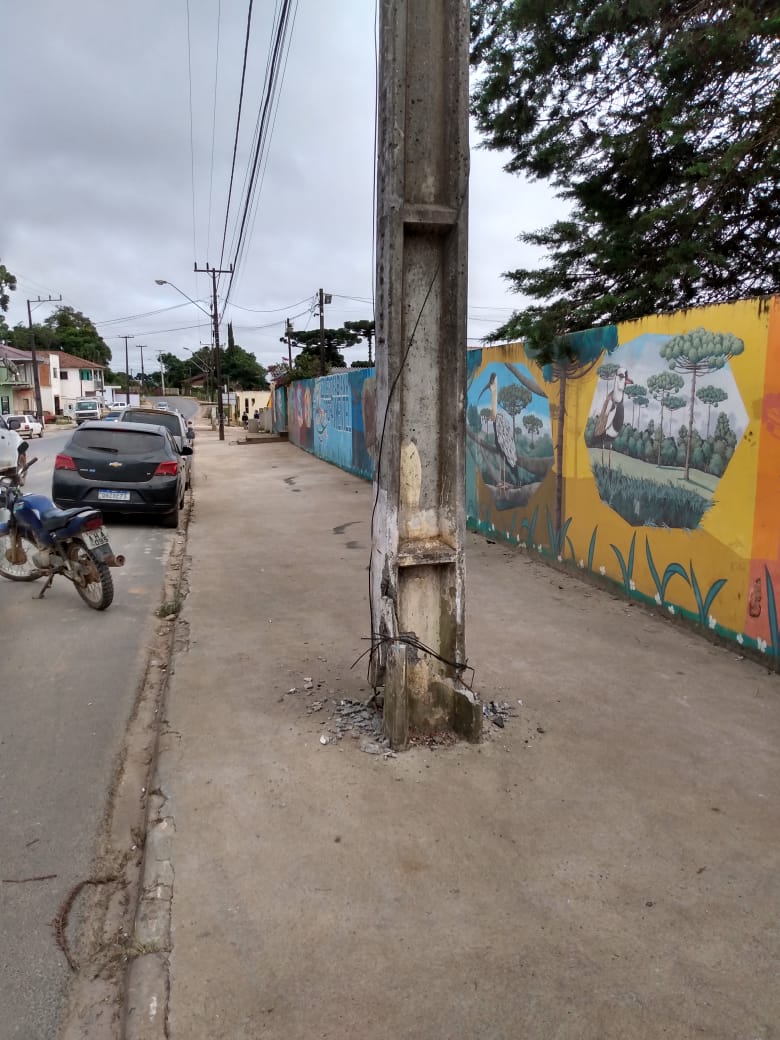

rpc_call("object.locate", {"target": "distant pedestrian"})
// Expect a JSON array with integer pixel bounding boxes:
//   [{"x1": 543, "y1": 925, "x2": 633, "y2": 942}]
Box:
[
  {"x1": 242, "y1": 410, "x2": 249, "y2": 429},
  {"x1": 253, "y1": 409, "x2": 260, "y2": 420}
]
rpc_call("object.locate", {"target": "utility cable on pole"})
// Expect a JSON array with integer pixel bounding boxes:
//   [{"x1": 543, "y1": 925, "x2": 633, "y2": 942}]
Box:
[
  {"x1": 119, "y1": 335, "x2": 134, "y2": 405},
  {"x1": 194, "y1": 262, "x2": 233, "y2": 441},
  {"x1": 26, "y1": 295, "x2": 61, "y2": 420}
]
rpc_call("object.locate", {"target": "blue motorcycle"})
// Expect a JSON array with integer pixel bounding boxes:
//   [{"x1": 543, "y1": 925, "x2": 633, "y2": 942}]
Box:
[{"x1": 0, "y1": 443, "x2": 124, "y2": 610}]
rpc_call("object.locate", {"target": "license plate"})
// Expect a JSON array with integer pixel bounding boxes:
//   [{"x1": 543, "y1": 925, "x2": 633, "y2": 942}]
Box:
[
  {"x1": 82, "y1": 527, "x2": 110, "y2": 550},
  {"x1": 98, "y1": 489, "x2": 131, "y2": 502}
]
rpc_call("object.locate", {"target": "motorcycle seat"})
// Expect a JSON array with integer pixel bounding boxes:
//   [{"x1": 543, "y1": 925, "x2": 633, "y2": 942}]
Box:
[{"x1": 39, "y1": 507, "x2": 98, "y2": 532}]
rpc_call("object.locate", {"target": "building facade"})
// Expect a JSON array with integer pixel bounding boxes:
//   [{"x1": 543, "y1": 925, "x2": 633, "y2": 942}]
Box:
[
  {"x1": 0, "y1": 343, "x2": 43, "y2": 415},
  {"x1": 8, "y1": 349, "x2": 107, "y2": 417}
]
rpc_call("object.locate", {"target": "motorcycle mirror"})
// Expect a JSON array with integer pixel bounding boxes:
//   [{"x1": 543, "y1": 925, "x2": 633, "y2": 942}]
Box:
[{"x1": 17, "y1": 441, "x2": 28, "y2": 455}]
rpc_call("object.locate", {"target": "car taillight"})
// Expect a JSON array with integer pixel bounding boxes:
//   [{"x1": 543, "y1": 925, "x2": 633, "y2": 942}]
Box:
[
  {"x1": 154, "y1": 461, "x2": 178, "y2": 476},
  {"x1": 55, "y1": 453, "x2": 77, "y2": 470}
]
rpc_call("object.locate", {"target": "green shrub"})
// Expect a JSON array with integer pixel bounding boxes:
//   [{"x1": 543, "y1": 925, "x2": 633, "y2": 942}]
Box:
[{"x1": 592, "y1": 464, "x2": 711, "y2": 529}]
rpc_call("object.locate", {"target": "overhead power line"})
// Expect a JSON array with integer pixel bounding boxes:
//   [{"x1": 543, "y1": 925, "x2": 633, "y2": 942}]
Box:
[
  {"x1": 95, "y1": 301, "x2": 194, "y2": 326},
  {"x1": 219, "y1": 0, "x2": 298, "y2": 313},
  {"x1": 206, "y1": 0, "x2": 223, "y2": 260},
  {"x1": 184, "y1": 0, "x2": 198, "y2": 277},
  {"x1": 218, "y1": 0, "x2": 255, "y2": 269},
  {"x1": 225, "y1": 294, "x2": 314, "y2": 314}
]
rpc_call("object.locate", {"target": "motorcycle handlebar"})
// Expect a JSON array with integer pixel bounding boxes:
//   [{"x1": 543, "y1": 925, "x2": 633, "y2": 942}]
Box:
[{"x1": 16, "y1": 456, "x2": 37, "y2": 486}]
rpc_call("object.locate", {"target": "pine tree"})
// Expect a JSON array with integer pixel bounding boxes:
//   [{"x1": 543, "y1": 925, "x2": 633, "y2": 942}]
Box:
[{"x1": 471, "y1": 1, "x2": 780, "y2": 336}]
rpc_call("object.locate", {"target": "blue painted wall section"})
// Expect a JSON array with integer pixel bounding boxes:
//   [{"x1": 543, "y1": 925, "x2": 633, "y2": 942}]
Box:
[{"x1": 286, "y1": 368, "x2": 376, "y2": 480}]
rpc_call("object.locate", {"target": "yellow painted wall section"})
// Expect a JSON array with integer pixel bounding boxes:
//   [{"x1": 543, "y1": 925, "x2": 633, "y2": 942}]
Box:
[{"x1": 467, "y1": 296, "x2": 779, "y2": 658}]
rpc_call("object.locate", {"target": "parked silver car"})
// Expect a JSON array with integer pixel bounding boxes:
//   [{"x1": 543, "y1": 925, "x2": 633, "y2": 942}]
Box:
[{"x1": 118, "y1": 407, "x2": 193, "y2": 488}]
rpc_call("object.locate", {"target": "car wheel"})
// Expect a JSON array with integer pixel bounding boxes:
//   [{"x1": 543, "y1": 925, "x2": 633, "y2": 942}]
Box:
[{"x1": 163, "y1": 497, "x2": 180, "y2": 529}]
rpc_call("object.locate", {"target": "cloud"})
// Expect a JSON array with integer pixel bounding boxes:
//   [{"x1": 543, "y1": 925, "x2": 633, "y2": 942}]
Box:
[{"x1": 3, "y1": 1, "x2": 562, "y2": 372}]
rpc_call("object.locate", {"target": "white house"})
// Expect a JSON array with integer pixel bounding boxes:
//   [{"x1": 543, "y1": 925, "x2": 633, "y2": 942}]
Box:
[{"x1": 16, "y1": 349, "x2": 107, "y2": 417}]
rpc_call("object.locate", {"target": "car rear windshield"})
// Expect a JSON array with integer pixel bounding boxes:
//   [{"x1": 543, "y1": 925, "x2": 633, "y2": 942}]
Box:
[
  {"x1": 71, "y1": 428, "x2": 165, "y2": 455},
  {"x1": 122, "y1": 411, "x2": 181, "y2": 436}
]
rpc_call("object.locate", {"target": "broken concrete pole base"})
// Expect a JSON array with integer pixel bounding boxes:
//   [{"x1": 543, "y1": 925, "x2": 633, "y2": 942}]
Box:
[{"x1": 382, "y1": 639, "x2": 482, "y2": 749}]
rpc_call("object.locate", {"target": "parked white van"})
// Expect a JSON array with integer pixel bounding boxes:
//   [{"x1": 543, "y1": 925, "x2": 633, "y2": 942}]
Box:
[{"x1": 74, "y1": 399, "x2": 103, "y2": 425}]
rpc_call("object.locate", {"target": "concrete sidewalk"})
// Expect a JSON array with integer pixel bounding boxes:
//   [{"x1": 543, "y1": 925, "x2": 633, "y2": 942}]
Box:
[{"x1": 128, "y1": 429, "x2": 780, "y2": 1040}]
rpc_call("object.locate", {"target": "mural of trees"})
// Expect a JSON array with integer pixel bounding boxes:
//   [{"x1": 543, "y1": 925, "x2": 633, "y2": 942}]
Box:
[
  {"x1": 597, "y1": 363, "x2": 620, "y2": 394},
  {"x1": 522, "y1": 413, "x2": 543, "y2": 445},
  {"x1": 497, "y1": 383, "x2": 532, "y2": 439},
  {"x1": 666, "y1": 395, "x2": 687, "y2": 436},
  {"x1": 697, "y1": 384, "x2": 729, "y2": 437},
  {"x1": 647, "y1": 370, "x2": 685, "y2": 462},
  {"x1": 625, "y1": 382, "x2": 647, "y2": 425},
  {"x1": 467, "y1": 403, "x2": 481, "y2": 433},
  {"x1": 660, "y1": 327, "x2": 745, "y2": 480}
]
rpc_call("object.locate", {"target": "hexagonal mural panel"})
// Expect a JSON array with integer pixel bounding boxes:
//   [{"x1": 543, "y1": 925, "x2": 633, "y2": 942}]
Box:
[
  {"x1": 585, "y1": 329, "x2": 748, "y2": 529},
  {"x1": 467, "y1": 360, "x2": 553, "y2": 511}
]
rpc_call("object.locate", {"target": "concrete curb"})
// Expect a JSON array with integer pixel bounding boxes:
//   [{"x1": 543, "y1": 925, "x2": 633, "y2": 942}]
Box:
[
  {"x1": 60, "y1": 495, "x2": 193, "y2": 1040},
  {"x1": 123, "y1": 792, "x2": 175, "y2": 1040},
  {"x1": 120, "y1": 552, "x2": 193, "y2": 1037}
]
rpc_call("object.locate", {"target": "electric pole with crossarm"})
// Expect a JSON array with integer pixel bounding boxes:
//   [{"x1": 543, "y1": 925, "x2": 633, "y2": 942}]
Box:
[
  {"x1": 26, "y1": 294, "x2": 61, "y2": 419},
  {"x1": 194, "y1": 263, "x2": 232, "y2": 441}
]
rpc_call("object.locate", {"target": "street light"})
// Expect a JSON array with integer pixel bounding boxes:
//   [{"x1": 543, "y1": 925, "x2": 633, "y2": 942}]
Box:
[
  {"x1": 155, "y1": 277, "x2": 224, "y2": 437},
  {"x1": 154, "y1": 279, "x2": 212, "y2": 319}
]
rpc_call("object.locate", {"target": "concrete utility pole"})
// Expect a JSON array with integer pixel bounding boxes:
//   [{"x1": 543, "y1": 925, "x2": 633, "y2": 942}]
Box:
[
  {"x1": 316, "y1": 288, "x2": 332, "y2": 376},
  {"x1": 137, "y1": 344, "x2": 147, "y2": 386},
  {"x1": 285, "y1": 318, "x2": 293, "y2": 368},
  {"x1": 26, "y1": 295, "x2": 61, "y2": 419},
  {"x1": 371, "y1": 0, "x2": 480, "y2": 745},
  {"x1": 194, "y1": 262, "x2": 233, "y2": 441},
  {"x1": 158, "y1": 354, "x2": 166, "y2": 395},
  {"x1": 119, "y1": 335, "x2": 134, "y2": 405}
]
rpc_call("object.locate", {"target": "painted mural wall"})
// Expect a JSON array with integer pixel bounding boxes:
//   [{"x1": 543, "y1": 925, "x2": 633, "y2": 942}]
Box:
[
  {"x1": 286, "y1": 368, "x2": 377, "y2": 481},
  {"x1": 467, "y1": 296, "x2": 780, "y2": 661},
  {"x1": 273, "y1": 385, "x2": 288, "y2": 434}
]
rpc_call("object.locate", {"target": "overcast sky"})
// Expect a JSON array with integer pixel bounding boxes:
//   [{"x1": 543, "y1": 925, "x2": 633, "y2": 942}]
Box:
[{"x1": 2, "y1": 1, "x2": 562, "y2": 375}]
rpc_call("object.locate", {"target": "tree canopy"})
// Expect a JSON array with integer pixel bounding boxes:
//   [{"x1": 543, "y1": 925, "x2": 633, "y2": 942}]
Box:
[
  {"x1": 8, "y1": 305, "x2": 112, "y2": 365},
  {"x1": 155, "y1": 328, "x2": 268, "y2": 391},
  {"x1": 284, "y1": 326, "x2": 361, "y2": 374},
  {"x1": 344, "y1": 319, "x2": 376, "y2": 364},
  {"x1": 45, "y1": 306, "x2": 111, "y2": 365},
  {"x1": 470, "y1": 1, "x2": 780, "y2": 337},
  {"x1": 0, "y1": 263, "x2": 16, "y2": 314},
  {"x1": 223, "y1": 323, "x2": 268, "y2": 388}
]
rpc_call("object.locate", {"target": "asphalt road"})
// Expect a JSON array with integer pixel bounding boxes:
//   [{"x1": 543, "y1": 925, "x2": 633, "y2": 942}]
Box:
[
  {"x1": 0, "y1": 421, "x2": 186, "y2": 1039},
  {"x1": 143, "y1": 396, "x2": 200, "y2": 420}
]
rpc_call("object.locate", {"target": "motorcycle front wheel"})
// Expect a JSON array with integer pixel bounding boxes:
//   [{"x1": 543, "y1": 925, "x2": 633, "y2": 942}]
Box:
[
  {"x1": 0, "y1": 531, "x2": 43, "y2": 581},
  {"x1": 68, "y1": 542, "x2": 114, "y2": 610}
]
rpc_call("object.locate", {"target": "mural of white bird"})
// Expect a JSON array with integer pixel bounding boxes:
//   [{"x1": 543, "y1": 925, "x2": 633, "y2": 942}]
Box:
[
  {"x1": 479, "y1": 372, "x2": 517, "y2": 487},
  {"x1": 594, "y1": 366, "x2": 633, "y2": 468}
]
